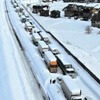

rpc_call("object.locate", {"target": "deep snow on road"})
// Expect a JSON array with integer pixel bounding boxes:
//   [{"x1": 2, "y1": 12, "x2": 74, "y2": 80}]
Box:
[
  {"x1": 1, "y1": 0, "x2": 100, "y2": 99},
  {"x1": 0, "y1": 0, "x2": 44, "y2": 100}
]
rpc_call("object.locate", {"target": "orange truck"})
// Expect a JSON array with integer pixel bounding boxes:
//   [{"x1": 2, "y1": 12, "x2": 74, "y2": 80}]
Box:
[{"x1": 44, "y1": 51, "x2": 57, "y2": 73}]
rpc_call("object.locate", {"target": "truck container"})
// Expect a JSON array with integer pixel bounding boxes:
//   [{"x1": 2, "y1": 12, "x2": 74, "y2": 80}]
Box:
[
  {"x1": 56, "y1": 54, "x2": 76, "y2": 77},
  {"x1": 39, "y1": 32, "x2": 49, "y2": 44},
  {"x1": 61, "y1": 76, "x2": 82, "y2": 100},
  {"x1": 48, "y1": 44, "x2": 60, "y2": 55},
  {"x1": 32, "y1": 33, "x2": 41, "y2": 46},
  {"x1": 44, "y1": 51, "x2": 58, "y2": 73},
  {"x1": 38, "y1": 41, "x2": 48, "y2": 56}
]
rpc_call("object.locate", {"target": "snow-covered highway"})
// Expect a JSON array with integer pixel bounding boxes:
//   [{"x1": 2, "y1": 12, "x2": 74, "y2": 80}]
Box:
[
  {"x1": 0, "y1": 0, "x2": 44, "y2": 100},
  {"x1": 1, "y1": 0, "x2": 100, "y2": 99},
  {"x1": 22, "y1": 2, "x2": 100, "y2": 99}
]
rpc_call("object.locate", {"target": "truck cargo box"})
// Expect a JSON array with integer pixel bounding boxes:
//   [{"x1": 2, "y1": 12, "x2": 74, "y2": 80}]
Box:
[
  {"x1": 61, "y1": 76, "x2": 82, "y2": 100},
  {"x1": 32, "y1": 33, "x2": 41, "y2": 46},
  {"x1": 38, "y1": 41, "x2": 48, "y2": 56},
  {"x1": 48, "y1": 44, "x2": 60, "y2": 55},
  {"x1": 44, "y1": 51, "x2": 57, "y2": 73},
  {"x1": 56, "y1": 54, "x2": 72, "y2": 68}
]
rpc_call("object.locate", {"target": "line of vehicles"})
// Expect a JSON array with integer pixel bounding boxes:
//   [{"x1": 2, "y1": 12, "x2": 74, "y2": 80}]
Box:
[
  {"x1": 11, "y1": 0, "x2": 78, "y2": 77},
  {"x1": 11, "y1": 0, "x2": 34, "y2": 33},
  {"x1": 37, "y1": 37, "x2": 77, "y2": 78},
  {"x1": 11, "y1": 1, "x2": 93, "y2": 100},
  {"x1": 11, "y1": 0, "x2": 77, "y2": 77}
]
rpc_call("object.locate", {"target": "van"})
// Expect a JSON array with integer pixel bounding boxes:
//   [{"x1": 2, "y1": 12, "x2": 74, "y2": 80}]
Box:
[{"x1": 25, "y1": 22, "x2": 33, "y2": 33}]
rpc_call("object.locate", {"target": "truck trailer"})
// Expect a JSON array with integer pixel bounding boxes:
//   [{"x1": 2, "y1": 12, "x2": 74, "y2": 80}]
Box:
[
  {"x1": 56, "y1": 54, "x2": 76, "y2": 77},
  {"x1": 61, "y1": 76, "x2": 82, "y2": 100},
  {"x1": 48, "y1": 44, "x2": 60, "y2": 55},
  {"x1": 44, "y1": 51, "x2": 58, "y2": 73},
  {"x1": 38, "y1": 41, "x2": 48, "y2": 56},
  {"x1": 32, "y1": 33, "x2": 41, "y2": 46}
]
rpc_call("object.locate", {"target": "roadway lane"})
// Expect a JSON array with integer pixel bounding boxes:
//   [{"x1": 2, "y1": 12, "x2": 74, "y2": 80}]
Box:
[{"x1": 0, "y1": 0, "x2": 43, "y2": 100}]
